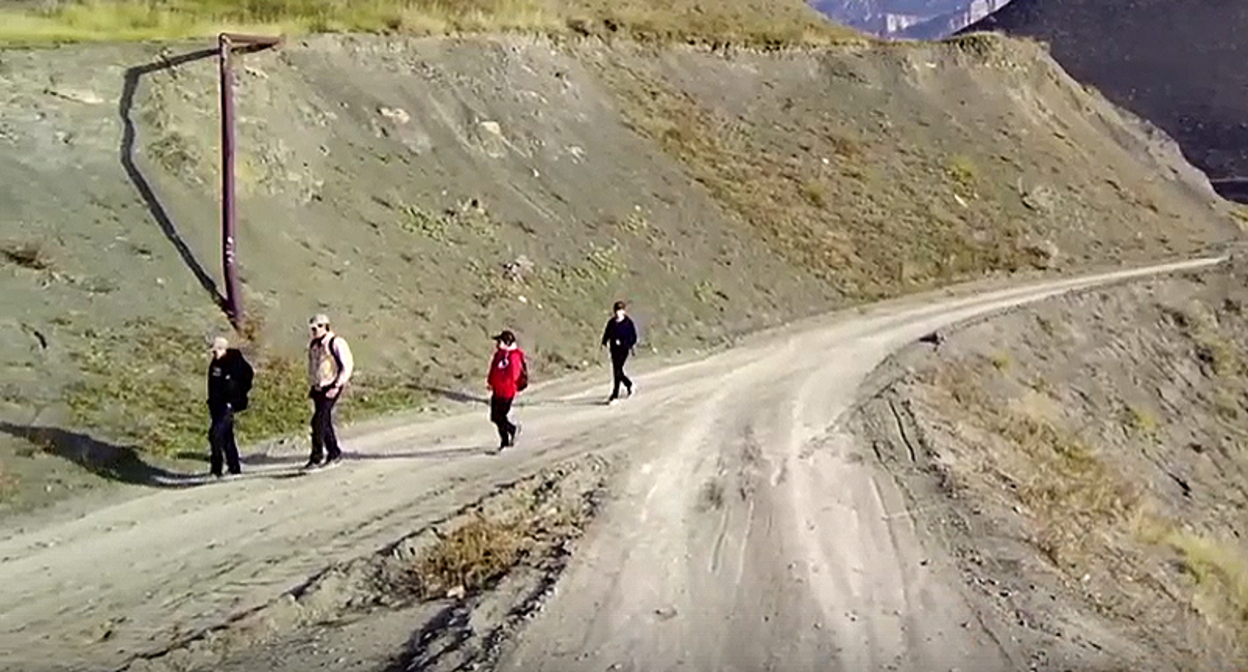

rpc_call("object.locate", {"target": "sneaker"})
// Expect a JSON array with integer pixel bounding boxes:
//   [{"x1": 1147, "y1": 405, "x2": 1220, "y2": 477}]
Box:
[
  {"x1": 509, "y1": 424, "x2": 521, "y2": 447},
  {"x1": 323, "y1": 455, "x2": 344, "y2": 468},
  {"x1": 303, "y1": 459, "x2": 323, "y2": 471}
]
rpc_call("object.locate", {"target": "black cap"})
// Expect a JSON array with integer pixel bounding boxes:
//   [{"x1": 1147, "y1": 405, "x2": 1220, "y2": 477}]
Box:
[{"x1": 493, "y1": 329, "x2": 516, "y2": 345}]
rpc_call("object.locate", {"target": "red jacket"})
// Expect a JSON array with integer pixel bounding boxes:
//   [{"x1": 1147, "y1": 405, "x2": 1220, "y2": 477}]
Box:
[{"x1": 487, "y1": 347, "x2": 525, "y2": 399}]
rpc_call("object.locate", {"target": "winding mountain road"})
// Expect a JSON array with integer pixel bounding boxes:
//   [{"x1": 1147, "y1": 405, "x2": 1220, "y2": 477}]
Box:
[{"x1": 0, "y1": 257, "x2": 1222, "y2": 672}]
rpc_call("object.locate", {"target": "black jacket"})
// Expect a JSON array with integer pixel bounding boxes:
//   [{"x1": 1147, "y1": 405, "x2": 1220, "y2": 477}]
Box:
[
  {"x1": 208, "y1": 348, "x2": 254, "y2": 412},
  {"x1": 601, "y1": 316, "x2": 638, "y2": 351}
]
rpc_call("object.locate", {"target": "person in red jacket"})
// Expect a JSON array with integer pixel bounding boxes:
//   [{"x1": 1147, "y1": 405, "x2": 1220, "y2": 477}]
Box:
[{"x1": 486, "y1": 329, "x2": 526, "y2": 451}]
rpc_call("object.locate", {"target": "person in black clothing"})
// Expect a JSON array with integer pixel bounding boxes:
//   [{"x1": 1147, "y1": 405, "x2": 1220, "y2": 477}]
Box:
[
  {"x1": 601, "y1": 300, "x2": 638, "y2": 403},
  {"x1": 207, "y1": 336, "x2": 254, "y2": 478}
]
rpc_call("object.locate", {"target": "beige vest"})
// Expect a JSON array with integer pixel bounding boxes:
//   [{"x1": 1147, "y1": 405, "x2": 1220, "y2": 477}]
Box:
[{"x1": 308, "y1": 334, "x2": 344, "y2": 389}]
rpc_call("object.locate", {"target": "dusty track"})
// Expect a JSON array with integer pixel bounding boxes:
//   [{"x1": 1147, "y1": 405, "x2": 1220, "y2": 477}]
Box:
[{"x1": 0, "y1": 258, "x2": 1223, "y2": 672}]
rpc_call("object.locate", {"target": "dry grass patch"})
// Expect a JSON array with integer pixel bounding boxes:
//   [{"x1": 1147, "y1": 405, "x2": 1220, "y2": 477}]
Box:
[
  {"x1": 1153, "y1": 530, "x2": 1248, "y2": 648},
  {"x1": 0, "y1": 463, "x2": 19, "y2": 505},
  {"x1": 1122, "y1": 404, "x2": 1158, "y2": 436},
  {"x1": 416, "y1": 514, "x2": 526, "y2": 597},
  {"x1": 560, "y1": 0, "x2": 860, "y2": 46},
  {"x1": 591, "y1": 58, "x2": 1035, "y2": 303},
  {"x1": 406, "y1": 461, "x2": 605, "y2": 599},
  {"x1": 0, "y1": 0, "x2": 859, "y2": 46},
  {"x1": 0, "y1": 0, "x2": 559, "y2": 45},
  {"x1": 929, "y1": 360, "x2": 1142, "y2": 569}
]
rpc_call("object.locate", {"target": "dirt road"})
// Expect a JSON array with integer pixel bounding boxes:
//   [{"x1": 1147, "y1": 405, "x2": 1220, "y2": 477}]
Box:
[{"x1": 0, "y1": 258, "x2": 1222, "y2": 672}]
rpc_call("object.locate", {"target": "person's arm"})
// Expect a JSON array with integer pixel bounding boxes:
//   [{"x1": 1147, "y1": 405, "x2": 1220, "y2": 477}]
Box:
[
  {"x1": 601, "y1": 320, "x2": 612, "y2": 347},
  {"x1": 331, "y1": 338, "x2": 354, "y2": 387},
  {"x1": 307, "y1": 345, "x2": 317, "y2": 391},
  {"x1": 626, "y1": 319, "x2": 638, "y2": 349}
]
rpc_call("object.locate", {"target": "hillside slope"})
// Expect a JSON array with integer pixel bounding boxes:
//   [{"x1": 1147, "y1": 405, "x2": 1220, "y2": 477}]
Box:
[
  {"x1": 857, "y1": 256, "x2": 1248, "y2": 669},
  {"x1": 0, "y1": 32, "x2": 1237, "y2": 511},
  {"x1": 962, "y1": 0, "x2": 1248, "y2": 203}
]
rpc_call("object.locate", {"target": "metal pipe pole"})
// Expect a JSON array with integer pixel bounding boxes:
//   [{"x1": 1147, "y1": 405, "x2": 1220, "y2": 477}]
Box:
[{"x1": 219, "y1": 33, "x2": 242, "y2": 326}]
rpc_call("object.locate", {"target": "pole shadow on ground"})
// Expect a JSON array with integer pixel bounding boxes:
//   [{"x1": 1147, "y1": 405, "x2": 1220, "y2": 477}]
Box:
[
  {"x1": 119, "y1": 48, "x2": 225, "y2": 312},
  {"x1": 119, "y1": 43, "x2": 278, "y2": 316}
]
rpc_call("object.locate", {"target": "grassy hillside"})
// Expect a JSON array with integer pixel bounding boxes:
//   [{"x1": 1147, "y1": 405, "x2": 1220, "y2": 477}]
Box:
[
  {"x1": 0, "y1": 27, "x2": 1238, "y2": 512},
  {"x1": 0, "y1": 0, "x2": 863, "y2": 45}
]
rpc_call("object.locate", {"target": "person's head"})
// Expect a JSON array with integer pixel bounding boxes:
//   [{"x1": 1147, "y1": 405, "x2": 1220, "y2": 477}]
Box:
[
  {"x1": 210, "y1": 336, "x2": 229, "y2": 360},
  {"x1": 493, "y1": 329, "x2": 516, "y2": 350},
  {"x1": 613, "y1": 300, "x2": 626, "y2": 319},
  {"x1": 309, "y1": 313, "x2": 331, "y2": 340}
]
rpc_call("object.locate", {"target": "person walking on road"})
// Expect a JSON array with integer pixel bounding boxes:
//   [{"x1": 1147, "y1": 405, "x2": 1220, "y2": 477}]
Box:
[
  {"x1": 487, "y1": 329, "x2": 527, "y2": 452},
  {"x1": 207, "y1": 336, "x2": 253, "y2": 478},
  {"x1": 601, "y1": 300, "x2": 637, "y2": 403},
  {"x1": 305, "y1": 314, "x2": 353, "y2": 470}
]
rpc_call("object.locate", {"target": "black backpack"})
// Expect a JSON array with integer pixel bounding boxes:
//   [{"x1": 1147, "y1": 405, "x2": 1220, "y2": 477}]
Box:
[{"x1": 233, "y1": 351, "x2": 255, "y2": 411}]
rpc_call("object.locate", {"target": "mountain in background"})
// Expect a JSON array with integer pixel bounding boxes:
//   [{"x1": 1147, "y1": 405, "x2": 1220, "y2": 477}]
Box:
[
  {"x1": 811, "y1": 0, "x2": 1012, "y2": 39},
  {"x1": 961, "y1": 0, "x2": 1248, "y2": 203}
]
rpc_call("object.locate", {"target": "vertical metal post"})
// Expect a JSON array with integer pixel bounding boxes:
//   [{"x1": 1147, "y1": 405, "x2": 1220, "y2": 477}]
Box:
[
  {"x1": 218, "y1": 33, "x2": 242, "y2": 326},
  {"x1": 216, "y1": 32, "x2": 280, "y2": 328}
]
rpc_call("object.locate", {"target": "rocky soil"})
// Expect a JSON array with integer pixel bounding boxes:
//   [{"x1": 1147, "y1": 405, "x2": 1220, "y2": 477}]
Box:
[{"x1": 855, "y1": 254, "x2": 1248, "y2": 670}]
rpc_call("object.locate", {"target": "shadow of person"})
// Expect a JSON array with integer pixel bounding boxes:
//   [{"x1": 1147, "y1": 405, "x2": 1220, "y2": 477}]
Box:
[
  {"x1": 411, "y1": 385, "x2": 490, "y2": 405},
  {"x1": 0, "y1": 422, "x2": 201, "y2": 489}
]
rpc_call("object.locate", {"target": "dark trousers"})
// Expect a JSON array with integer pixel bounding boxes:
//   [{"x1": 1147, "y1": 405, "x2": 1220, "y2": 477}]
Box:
[
  {"x1": 490, "y1": 395, "x2": 516, "y2": 446},
  {"x1": 610, "y1": 347, "x2": 633, "y2": 399},
  {"x1": 310, "y1": 390, "x2": 341, "y2": 463},
  {"x1": 209, "y1": 404, "x2": 241, "y2": 476}
]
